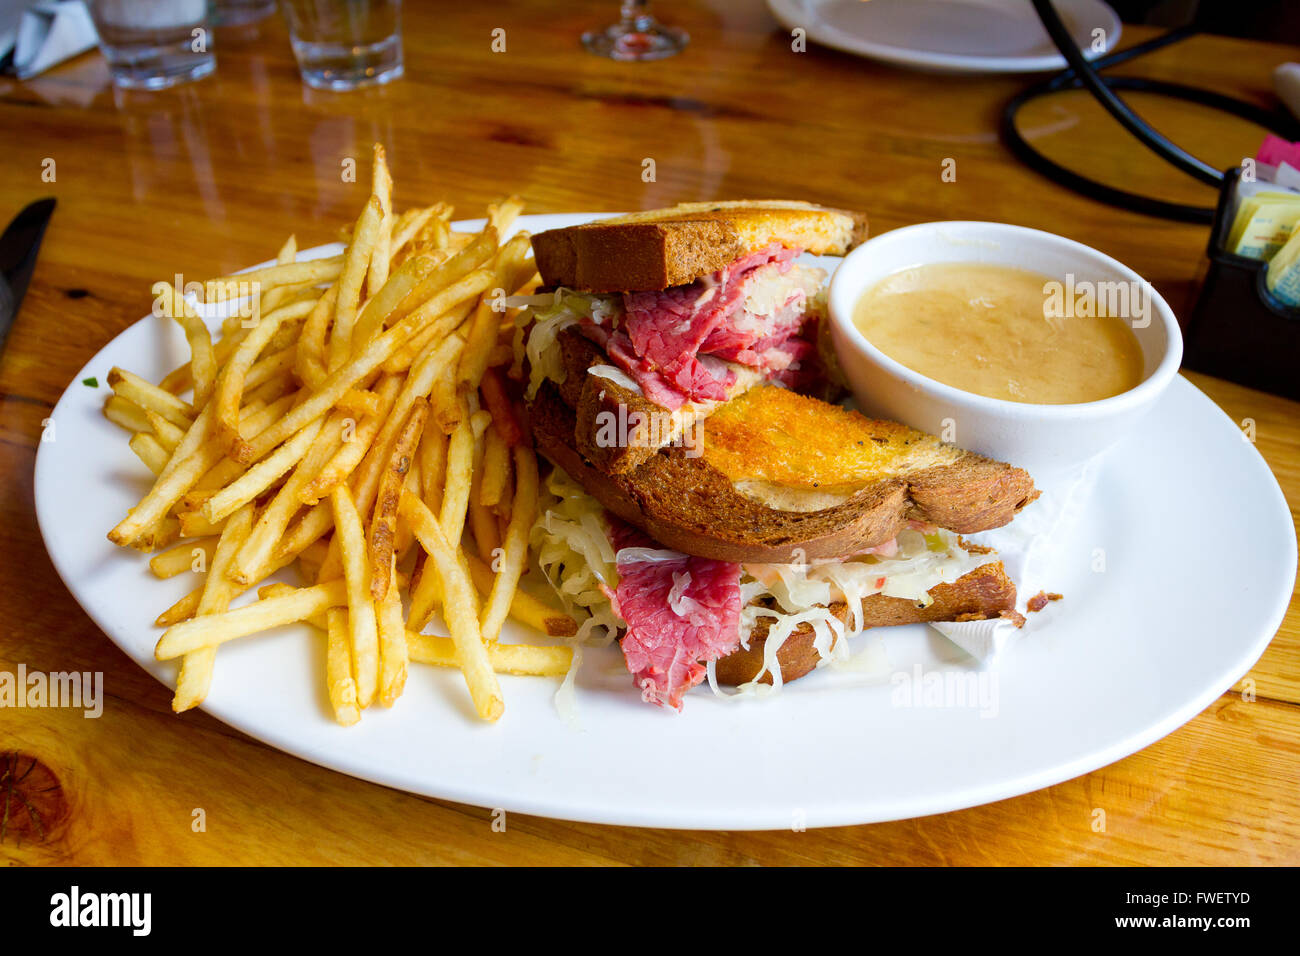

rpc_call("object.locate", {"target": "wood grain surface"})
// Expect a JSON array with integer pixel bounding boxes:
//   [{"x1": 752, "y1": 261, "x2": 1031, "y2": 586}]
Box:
[{"x1": 0, "y1": 1, "x2": 1296, "y2": 865}]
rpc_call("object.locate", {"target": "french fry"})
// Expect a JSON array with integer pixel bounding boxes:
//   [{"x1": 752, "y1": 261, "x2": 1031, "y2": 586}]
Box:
[
  {"x1": 376, "y1": 557, "x2": 407, "y2": 707},
  {"x1": 128, "y1": 432, "x2": 170, "y2": 476},
  {"x1": 149, "y1": 539, "x2": 218, "y2": 579},
  {"x1": 155, "y1": 579, "x2": 347, "y2": 660},
  {"x1": 458, "y1": 232, "x2": 532, "y2": 388},
  {"x1": 155, "y1": 544, "x2": 301, "y2": 627},
  {"x1": 406, "y1": 632, "x2": 572, "y2": 677},
  {"x1": 479, "y1": 446, "x2": 538, "y2": 644},
  {"x1": 211, "y1": 298, "x2": 315, "y2": 457},
  {"x1": 298, "y1": 374, "x2": 402, "y2": 505},
  {"x1": 295, "y1": 283, "x2": 339, "y2": 390},
  {"x1": 108, "y1": 394, "x2": 293, "y2": 547},
  {"x1": 390, "y1": 204, "x2": 443, "y2": 261},
  {"x1": 232, "y1": 270, "x2": 491, "y2": 468},
  {"x1": 478, "y1": 367, "x2": 524, "y2": 446},
  {"x1": 380, "y1": 296, "x2": 475, "y2": 375},
  {"x1": 487, "y1": 195, "x2": 525, "y2": 236},
  {"x1": 369, "y1": 398, "x2": 428, "y2": 601},
  {"x1": 337, "y1": 388, "x2": 383, "y2": 419},
  {"x1": 143, "y1": 409, "x2": 186, "y2": 454},
  {"x1": 351, "y1": 230, "x2": 499, "y2": 356},
  {"x1": 330, "y1": 485, "x2": 380, "y2": 707},
  {"x1": 368, "y1": 143, "x2": 394, "y2": 295},
  {"x1": 351, "y1": 336, "x2": 461, "y2": 517},
  {"x1": 152, "y1": 281, "x2": 217, "y2": 408},
  {"x1": 418, "y1": 423, "x2": 448, "y2": 514},
  {"x1": 113, "y1": 147, "x2": 573, "y2": 729},
  {"x1": 398, "y1": 490, "x2": 502, "y2": 721},
  {"x1": 259, "y1": 235, "x2": 299, "y2": 315},
  {"x1": 158, "y1": 400, "x2": 216, "y2": 481},
  {"x1": 469, "y1": 499, "x2": 500, "y2": 568},
  {"x1": 173, "y1": 504, "x2": 254, "y2": 712},
  {"x1": 408, "y1": 394, "x2": 482, "y2": 631},
  {"x1": 439, "y1": 396, "x2": 475, "y2": 545},
  {"x1": 178, "y1": 510, "x2": 225, "y2": 538},
  {"x1": 230, "y1": 410, "x2": 348, "y2": 584},
  {"x1": 348, "y1": 253, "x2": 438, "y2": 359},
  {"x1": 258, "y1": 582, "x2": 327, "y2": 630},
  {"x1": 328, "y1": 196, "x2": 383, "y2": 372},
  {"x1": 204, "y1": 256, "x2": 343, "y2": 304},
  {"x1": 296, "y1": 539, "x2": 331, "y2": 586},
  {"x1": 244, "y1": 344, "x2": 297, "y2": 394},
  {"x1": 103, "y1": 395, "x2": 152, "y2": 433},
  {"x1": 465, "y1": 553, "x2": 578, "y2": 638},
  {"x1": 134, "y1": 516, "x2": 182, "y2": 552},
  {"x1": 326, "y1": 608, "x2": 361, "y2": 725},
  {"x1": 156, "y1": 588, "x2": 202, "y2": 627},
  {"x1": 108, "y1": 367, "x2": 193, "y2": 429},
  {"x1": 478, "y1": 424, "x2": 510, "y2": 508},
  {"x1": 275, "y1": 499, "x2": 334, "y2": 563},
  {"x1": 159, "y1": 327, "x2": 247, "y2": 396},
  {"x1": 201, "y1": 416, "x2": 325, "y2": 524}
]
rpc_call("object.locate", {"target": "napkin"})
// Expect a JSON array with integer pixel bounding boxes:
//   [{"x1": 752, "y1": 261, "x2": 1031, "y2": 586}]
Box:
[
  {"x1": 2, "y1": 1, "x2": 98, "y2": 80},
  {"x1": 930, "y1": 457, "x2": 1101, "y2": 662}
]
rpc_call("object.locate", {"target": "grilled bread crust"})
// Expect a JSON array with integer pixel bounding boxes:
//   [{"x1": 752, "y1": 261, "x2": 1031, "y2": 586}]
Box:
[
  {"x1": 712, "y1": 563, "x2": 1020, "y2": 686},
  {"x1": 529, "y1": 381, "x2": 1039, "y2": 564},
  {"x1": 554, "y1": 325, "x2": 838, "y2": 476},
  {"x1": 530, "y1": 201, "x2": 868, "y2": 293}
]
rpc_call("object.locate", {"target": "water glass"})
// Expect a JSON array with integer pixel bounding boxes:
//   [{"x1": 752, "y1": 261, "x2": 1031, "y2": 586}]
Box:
[
  {"x1": 279, "y1": 0, "x2": 403, "y2": 91},
  {"x1": 88, "y1": 0, "x2": 216, "y2": 90}
]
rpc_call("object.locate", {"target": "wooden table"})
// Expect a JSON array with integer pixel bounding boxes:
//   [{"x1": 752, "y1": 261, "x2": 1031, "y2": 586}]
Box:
[{"x1": 1, "y1": 1, "x2": 1296, "y2": 866}]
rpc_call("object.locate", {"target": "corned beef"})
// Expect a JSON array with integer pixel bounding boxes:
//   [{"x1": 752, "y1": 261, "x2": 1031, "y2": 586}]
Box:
[
  {"x1": 607, "y1": 518, "x2": 742, "y2": 711},
  {"x1": 579, "y1": 244, "x2": 815, "y2": 410}
]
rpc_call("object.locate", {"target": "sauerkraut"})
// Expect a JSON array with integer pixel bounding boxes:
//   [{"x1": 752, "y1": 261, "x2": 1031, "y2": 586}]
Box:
[
  {"x1": 521, "y1": 290, "x2": 623, "y2": 400},
  {"x1": 529, "y1": 468, "x2": 995, "y2": 707}
]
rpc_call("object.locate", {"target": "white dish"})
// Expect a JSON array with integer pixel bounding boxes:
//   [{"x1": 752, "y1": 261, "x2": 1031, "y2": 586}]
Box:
[
  {"x1": 33, "y1": 213, "x2": 1296, "y2": 829},
  {"x1": 828, "y1": 220, "x2": 1183, "y2": 479},
  {"x1": 767, "y1": 0, "x2": 1120, "y2": 75}
]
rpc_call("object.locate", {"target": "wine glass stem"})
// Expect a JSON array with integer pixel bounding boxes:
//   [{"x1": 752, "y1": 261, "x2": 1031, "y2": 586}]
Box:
[{"x1": 621, "y1": 0, "x2": 654, "y2": 29}]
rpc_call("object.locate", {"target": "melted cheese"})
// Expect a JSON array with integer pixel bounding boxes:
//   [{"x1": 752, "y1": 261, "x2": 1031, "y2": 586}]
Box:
[{"x1": 700, "y1": 385, "x2": 959, "y2": 497}]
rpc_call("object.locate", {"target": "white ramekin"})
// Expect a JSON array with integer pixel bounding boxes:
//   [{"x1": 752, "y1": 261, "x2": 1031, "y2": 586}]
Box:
[{"x1": 827, "y1": 221, "x2": 1184, "y2": 479}]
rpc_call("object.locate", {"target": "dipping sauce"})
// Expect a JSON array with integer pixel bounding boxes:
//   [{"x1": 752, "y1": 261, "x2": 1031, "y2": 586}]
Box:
[{"x1": 851, "y1": 262, "x2": 1145, "y2": 404}]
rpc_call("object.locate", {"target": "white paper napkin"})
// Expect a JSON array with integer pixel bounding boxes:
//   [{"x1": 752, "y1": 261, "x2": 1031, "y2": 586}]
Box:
[
  {"x1": 929, "y1": 456, "x2": 1101, "y2": 662},
  {"x1": 3, "y1": 1, "x2": 98, "y2": 80}
]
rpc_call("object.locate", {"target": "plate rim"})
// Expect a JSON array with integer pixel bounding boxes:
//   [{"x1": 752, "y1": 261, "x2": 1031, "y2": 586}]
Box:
[{"x1": 766, "y1": 0, "x2": 1122, "y2": 75}]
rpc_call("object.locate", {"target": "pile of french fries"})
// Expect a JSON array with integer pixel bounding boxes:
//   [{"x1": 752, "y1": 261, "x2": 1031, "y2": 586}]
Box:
[{"x1": 104, "y1": 145, "x2": 578, "y2": 723}]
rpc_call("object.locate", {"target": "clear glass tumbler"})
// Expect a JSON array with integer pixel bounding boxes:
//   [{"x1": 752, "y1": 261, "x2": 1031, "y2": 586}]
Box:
[
  {"x1": 88, "y1": 0, "x2": 217, "y2": 90},
  {"x1": 279, "y1": 0, "x2": 403, "y2": 91}
]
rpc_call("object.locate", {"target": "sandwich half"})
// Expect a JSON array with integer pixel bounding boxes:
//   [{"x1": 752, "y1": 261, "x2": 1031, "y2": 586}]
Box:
[
  {"x1": 520, "y1": 203, "x2": 1038, "y2": 710},
  {"x1": 523, "y1": 201, "x2": 865, "y2": 474}
]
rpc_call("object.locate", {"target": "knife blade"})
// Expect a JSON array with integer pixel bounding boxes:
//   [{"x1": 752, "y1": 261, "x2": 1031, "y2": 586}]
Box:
[{"x1": 0, "y1": 197, "x2": 56, "y2": 354}]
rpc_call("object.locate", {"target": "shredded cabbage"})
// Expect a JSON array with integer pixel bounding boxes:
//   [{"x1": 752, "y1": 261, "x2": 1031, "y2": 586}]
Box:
[
  {"x1": 743, "y1": 263, "x2": 826, "y2": 317},
  {"x1": 530, "y1": 468, "x2": 995, "y2": 709},
  {"x1": 522, "y1": 289, "x2": 624, "y2": 400}
]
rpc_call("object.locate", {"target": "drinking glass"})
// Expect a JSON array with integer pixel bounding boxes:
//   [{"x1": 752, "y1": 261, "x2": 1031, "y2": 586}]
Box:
[
  {"x1": 582, "y1": 0, "x2": 688, "y2": 61},
  {"x1": 87, "y1": 0, "x2": 216, "y2": 90},
  {"x1": 278, "y1": 0, "x2": 403, "y2": 91}
]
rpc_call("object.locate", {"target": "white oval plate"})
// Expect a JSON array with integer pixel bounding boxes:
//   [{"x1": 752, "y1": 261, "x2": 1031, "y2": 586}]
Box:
[
  {"x1": 34, "y1": 214, "x2": 1295, "y2": 829},
  {"x1": 767, "y1": 0, "x2": 1120, "y2": 75}
]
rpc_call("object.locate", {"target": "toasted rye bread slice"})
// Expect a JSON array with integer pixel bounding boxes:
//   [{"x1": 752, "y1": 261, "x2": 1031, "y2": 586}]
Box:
[
  {"x1": 531, "y1": 201, "x2": 868, "y2": 293},
  {"x1": 555, "y1": 325, "x2": 765, "y2": 475},
  {"x1": 530, "y1": 382, "x2": 1038, "y2": 564},
  {"x1": 553, "y1": 325, "x2": 843, "y2": 476},
  {"x1": 712, "y1": 563, "x2": 1020, "y2": 686}
]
